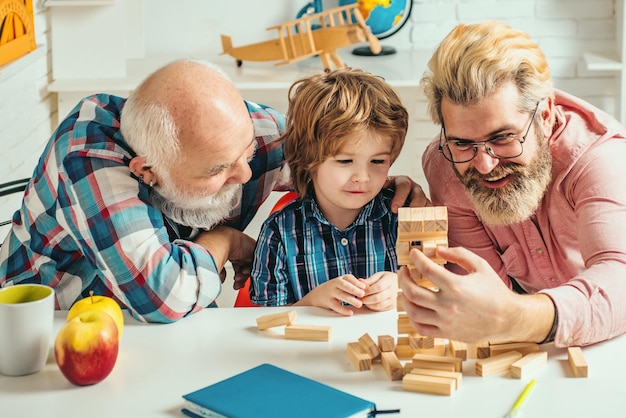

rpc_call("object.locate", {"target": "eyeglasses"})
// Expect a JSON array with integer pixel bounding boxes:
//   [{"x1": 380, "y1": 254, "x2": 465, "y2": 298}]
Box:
[{"x1": 438, "y1": 101, "x2": 541, "y2": 164}]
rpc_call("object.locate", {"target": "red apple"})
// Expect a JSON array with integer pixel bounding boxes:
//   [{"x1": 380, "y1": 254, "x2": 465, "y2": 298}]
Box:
[
  {"x1": 67, "y1": 291, "x2": 124, "y2": 339},
  {"x1": 55, "y1": 310, "x2": 119, "y2": 386}
]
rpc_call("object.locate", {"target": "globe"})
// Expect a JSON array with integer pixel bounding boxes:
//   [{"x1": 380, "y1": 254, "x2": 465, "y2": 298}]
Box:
[{"x1": 338, "y1": 0, "x2": 413, "y2": 56}]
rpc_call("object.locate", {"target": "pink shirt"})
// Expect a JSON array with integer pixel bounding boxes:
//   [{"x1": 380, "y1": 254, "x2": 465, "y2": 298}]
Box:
[{"x1": 422, "y1": 90, "x2": 626, "y2": 347}]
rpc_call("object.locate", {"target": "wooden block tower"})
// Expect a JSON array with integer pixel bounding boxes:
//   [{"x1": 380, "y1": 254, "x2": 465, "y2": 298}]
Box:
[
  {"x1": 397, "y1": 206, "x2": 448, "y2": 292},
  {"x1": 395, "y1": 206, "x2": 449, "y2": 357}
]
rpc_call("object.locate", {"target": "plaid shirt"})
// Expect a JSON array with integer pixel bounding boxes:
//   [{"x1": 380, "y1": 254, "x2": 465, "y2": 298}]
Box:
[
  {"x1": 0, "y1": 94, "x2": 287, "y2": 322},
  {"x1": 250, "y1": 188, "x2": 398, "y2": 306}
]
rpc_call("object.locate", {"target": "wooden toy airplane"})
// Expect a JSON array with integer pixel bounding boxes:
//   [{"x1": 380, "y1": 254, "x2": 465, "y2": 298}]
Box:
[{"x1": 220, "y1": 4, "x2": 381, "y2": 72}]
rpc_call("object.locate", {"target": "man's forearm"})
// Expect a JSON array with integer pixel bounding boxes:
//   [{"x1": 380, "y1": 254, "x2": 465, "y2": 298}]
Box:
[
  {"x1": 193, "y1": 227, "x2": 234, "y2": 271},
  {"x1": 506, "y1": 293, "x2": 556, "y2": 344}
]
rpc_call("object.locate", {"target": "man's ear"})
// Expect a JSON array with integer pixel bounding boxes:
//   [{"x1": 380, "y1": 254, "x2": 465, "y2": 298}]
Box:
[
  {"x1": 540, "y1": 96, "x2": 556, "y2": 138},
  {"x1": 129, "y1": 156, "x2": 157, "y2": 186}
]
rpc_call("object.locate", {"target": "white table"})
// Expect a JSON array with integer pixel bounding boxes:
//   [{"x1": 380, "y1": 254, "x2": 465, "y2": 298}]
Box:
[{"x1": 1, "y1": 306, "x2": 622, "y2": 417}]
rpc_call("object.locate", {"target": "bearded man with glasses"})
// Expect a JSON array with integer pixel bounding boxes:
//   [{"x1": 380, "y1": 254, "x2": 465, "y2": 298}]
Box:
[{"x1": 399, "y1": 21, "x2": 626, "y2": 348}]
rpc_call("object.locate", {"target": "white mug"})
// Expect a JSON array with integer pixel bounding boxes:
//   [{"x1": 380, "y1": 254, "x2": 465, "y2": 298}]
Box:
[{"x1": 0, "y1": 284, "x2": 55, "y2": 376}]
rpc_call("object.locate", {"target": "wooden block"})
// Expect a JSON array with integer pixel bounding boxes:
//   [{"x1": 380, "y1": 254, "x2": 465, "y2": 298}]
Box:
[
  {"x1": 489, "y1": 342, "x2": 539, "y2": 357},
  {"x1": 398, "y1": 313, "x2": 418, "y2": 334},
  {"x1": 422, "y1": 240, "x2": 437, "y2": 258},
  {"x1": 256, "y1": 310, "x2": 297, "y2": 330},
  {"x1": 396, "y1": 344, "x2": 419, "y2": 359},
  {"x1": 475, "y1": 350, "x2": 522, "y2": 376},
  {"x1": 398, "y1": 336, "x2": 445, "y2": 356},
  {"x1": 378, "y1": 335, "x2": 395, "y2": 352},
  {"x1": 511, "y1": 351, "x2": 548, "y2": 379},
  {"x1": 402, "y1": 373, "x2": 455, "y2": 396},
  {"x1": 410, "y1": 367, "x2": 462, "y2": 389},
  {"x1": 396, "y1": 292, "x2": 404, "y2": 312},
  {"x1": 415, "y1": 278, "x2": 440, "y2": 292},
  {"x1": 412, "y1": 345, "x2": 446, "y2": 356},
  {"x1": 409, "y1": 335, "x2": 434, "y2": 349},
  {"x1": 464, "y1": 343, "x2": 478, "y2": 359},
  {"x1": 347, "y1": 342, "x2": 372, "y2": 371},
  {"x1": 404, "y1": 361, "x2": 416, "y2": 374},
  {"x1": 381, "y1": 351, "x2": 404, "y2": 381},
  {"x1": 411, "y1": 353, "x2": 463, "y2": 372},
  {"x1": 358, "y1": 333, "x2": 381, "y2": 360},
  {"x1": 397, "y1": 206, "x2": 449, "y2": 266},
  {"x1": 284, "y1": 324, "x2": 331, "y2": 341},
  {"x1": 449, "y1": 340, "x2": 468, "y2": 361},
  {"x1": 476, "y1": 342, "x2": 491, "y2": 359},
  {"x1": 568, "y1": 347, "x2": 588, "y2": 377},
  {"x1": 397, "y1": 336, "x2": 411, "y2": 345}
]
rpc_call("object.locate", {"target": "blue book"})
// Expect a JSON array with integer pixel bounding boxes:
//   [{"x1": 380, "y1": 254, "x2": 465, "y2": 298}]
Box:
[{"x1": 181, "y1": 363, "x2": 377, "y2": 418}]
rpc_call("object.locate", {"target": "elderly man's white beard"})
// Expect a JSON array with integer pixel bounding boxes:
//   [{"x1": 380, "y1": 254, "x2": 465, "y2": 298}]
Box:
[{"x1": 151, "y1": 181, "x2": 242, "y2": 230}]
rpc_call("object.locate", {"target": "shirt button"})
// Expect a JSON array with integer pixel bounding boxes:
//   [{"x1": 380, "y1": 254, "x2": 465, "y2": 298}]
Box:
[
  {"x1": 341, "y1": 238, "x2": 348, "y2": 246},
  {"x1": 536, "y1": 248, "x2": 544, "y2": 254}
]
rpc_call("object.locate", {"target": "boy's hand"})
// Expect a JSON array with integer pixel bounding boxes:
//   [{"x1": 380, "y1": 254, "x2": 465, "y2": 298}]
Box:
[
  {"x1": 359, "y1": 271, "x2": 398, "y2": 311},
  {"x1": 295, "y1": 274, "x2": 366, "y2": 316}
]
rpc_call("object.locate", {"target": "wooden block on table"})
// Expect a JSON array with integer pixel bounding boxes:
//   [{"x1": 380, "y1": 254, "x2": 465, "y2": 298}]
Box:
[
  {"x1": 464, "y1": 342, "x2": 479, "y2": 359},
  {"x1": 381, "y1": 351, "x2": 404, "y2": 381},
  {"x1": 396, "y1": 344, "x2": 419, "y2": 359},
  {"x1": 476, "y1": 342, "x2": 491, "y2": 359},
  {"x1": 411, "y1": 353, "x2": 463, "y2": 372},
  {"x1": 511, "y1": 351, "x2": 548, "y2": 379},
  {"x1": 378, "y1": 335, "x2": 395, "y2": 352},
  {"x1": 284, "y1": 324, "x2": 331, "y2": 341},
  {"x1": 475, "y1": 350, "x2": 522, "y2": 376},
  {"x1": 568, "y1": 347, "x2": 588, "y2": 377},
  {"x1": 410, "y1": 367, "x2": 462, "y2": 389},
  {"x1": 398, "y1": 337, "x2": 446, "y2": 356},
  {"x1": 409, "y1": 335, "x2": 435, "y2": 349},
  {"x1": 358, "y1": 333, "x2": 381, "y2": 360},
  {"x1": 420, "y1": 339, "x2": 447, "y2": 356},
  {"x1": 489, "y1": 342, "x2": 539, "y2": 357},
  {"x1": 402, "y1": 373, "x2": 455, "y2": 396},
  {"x1": 347, "y1": 342, "x2": 372, "y2": 371},
  {"x1": 256, "y1": 310, "x2": 297, "y2": 330},
  {"x1": 449, "y1": 340, "x2": 468, "y2": 360}
]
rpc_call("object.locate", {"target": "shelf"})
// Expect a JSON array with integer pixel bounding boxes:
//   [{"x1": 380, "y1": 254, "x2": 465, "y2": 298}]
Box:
[
  {"x1": 583, "y1": 52, "x2": 622, "y2": 71},
  {"x1": 48, "y1": 49, "x2": 427, "y2": 93},
  {"x1": 43, "y1": 0, "x2": 114, "y2": 7}
]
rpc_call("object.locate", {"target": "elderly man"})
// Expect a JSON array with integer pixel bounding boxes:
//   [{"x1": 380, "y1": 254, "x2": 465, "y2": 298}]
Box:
[{"x1": 1, "y1": 59, "x2": 423, "y2": 322}]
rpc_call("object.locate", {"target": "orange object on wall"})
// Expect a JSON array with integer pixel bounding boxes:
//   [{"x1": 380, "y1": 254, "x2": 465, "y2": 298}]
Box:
[{"x1": 0, "y1": 0, "x2": 36, "y2": 67}]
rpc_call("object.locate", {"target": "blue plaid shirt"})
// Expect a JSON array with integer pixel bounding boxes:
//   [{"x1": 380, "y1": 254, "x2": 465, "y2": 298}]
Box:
[
  {"x1": 250, "y1": 188, "x2": 398, "y2": 306},
  {"x1": 0, "y1": 94, "x2": 287, "y2": 322}
]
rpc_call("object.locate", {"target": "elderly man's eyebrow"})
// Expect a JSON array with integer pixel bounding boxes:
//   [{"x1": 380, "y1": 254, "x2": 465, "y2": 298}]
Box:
[{"x1": 206, "y1": 137, "x2": 256, "y2": 176}]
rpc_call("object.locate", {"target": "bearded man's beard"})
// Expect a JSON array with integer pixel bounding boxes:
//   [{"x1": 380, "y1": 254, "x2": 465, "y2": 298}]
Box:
[
  {"x1": 455, "y1": 135, "x2": 552, "y2": 226},
  {"x1": 150, "y1": 178, "x2": 242, "y2": 230}
]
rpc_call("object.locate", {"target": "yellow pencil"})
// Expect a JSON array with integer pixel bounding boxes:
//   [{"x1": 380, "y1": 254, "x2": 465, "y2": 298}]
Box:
[{"x1": 505, "y1": 378, "x2": 536, "y2": 418}]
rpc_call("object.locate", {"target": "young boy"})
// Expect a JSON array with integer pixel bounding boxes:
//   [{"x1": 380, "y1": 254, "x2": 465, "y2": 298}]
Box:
[{"x1": 250, "y1": 67, "x2": 409, "y2": 315}]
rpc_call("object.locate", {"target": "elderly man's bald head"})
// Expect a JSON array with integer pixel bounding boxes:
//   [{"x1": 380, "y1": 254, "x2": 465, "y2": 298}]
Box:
[{"x1": 121, "y1": 59, "x2": 251, "y2": 169}]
